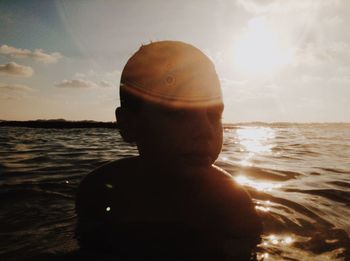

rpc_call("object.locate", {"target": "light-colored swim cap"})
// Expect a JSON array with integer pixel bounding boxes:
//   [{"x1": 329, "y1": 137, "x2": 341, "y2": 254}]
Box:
[{"x1": 120, "y1": 41, "x2": 222, "y2": 108}]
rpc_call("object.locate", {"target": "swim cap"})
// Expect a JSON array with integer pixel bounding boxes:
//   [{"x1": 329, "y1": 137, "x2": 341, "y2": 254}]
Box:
[{"x1": 120, "y1": 41, "x2": 222, "y2": 108}]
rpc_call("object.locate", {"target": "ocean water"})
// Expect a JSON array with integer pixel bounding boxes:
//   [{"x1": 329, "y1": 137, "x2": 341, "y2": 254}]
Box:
[{"x1": 0, "y1": 124, "x2": 349, "y2": 260}]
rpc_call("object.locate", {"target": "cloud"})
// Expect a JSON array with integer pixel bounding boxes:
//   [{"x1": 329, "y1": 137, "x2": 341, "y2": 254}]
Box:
[
  {"x1": 0, "y1": 45, "x2": 63, "y2": 64},
  {"x1": 236, "y1": 0, "x2": 341, "y2": 13},
  {"x1": 99, "y1": 80, "x2": 114, "y2": 88},
  {"x1": 103, "y1": 70, "x2": 122, "y2": 78},
  {"x1": 55, "y1": 69, "x2": 120, "y2": 90},
  {"x1": 73, "y1": 70, "x2": 95, "y2": 79},
  {"x1": 0, "y1": 83, "x2": 33, "y2": 92},
  {"x1": 0, "y1": 62, "x2": 34, "y2": 77},
  {"x1": 69, "y1": 69, "x2": 121, "y2": 88},
  {"x1": 55, "y1": 79, "x2": 98, "y2": 88},
  {"x1": 293, "y1": 41, "x2": 350, "y2": 67},
  {"x1": 74, "y1": 72, "x2": 88, "y2": 78},
  {"x1": 74, "y1": 69, "x2": 121, "y2": 81},
  {"x1": 329, "y1": 76, "x2": 350, "y2": 86},
  {"x1": 0, "y1": 83, "x2": 33, "y2": 100},
  {"x1": 54, "y1": 78, "x2": 115, "y2": 89}
]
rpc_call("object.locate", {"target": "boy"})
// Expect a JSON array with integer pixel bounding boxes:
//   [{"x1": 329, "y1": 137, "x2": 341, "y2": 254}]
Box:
[{"x1": 76, "y1": 41, "x2": 262, "y2": 260}]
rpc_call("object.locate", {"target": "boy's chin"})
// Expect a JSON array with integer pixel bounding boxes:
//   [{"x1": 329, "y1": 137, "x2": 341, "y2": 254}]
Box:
[
  {"x1": 142, "y1": 153, "x2": 216, "y2": 169},
  {"x1": 178, "y1": 154, "x2": 215, "y2": 168}
]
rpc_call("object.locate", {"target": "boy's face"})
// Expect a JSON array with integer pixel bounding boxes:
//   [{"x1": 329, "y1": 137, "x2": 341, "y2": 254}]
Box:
[
  {"x1": 135, "y1": 102, "x2": 224, "y2": 168},
  {"x1": 119, "y1": 41, "x2": 225, "y2": 168}
]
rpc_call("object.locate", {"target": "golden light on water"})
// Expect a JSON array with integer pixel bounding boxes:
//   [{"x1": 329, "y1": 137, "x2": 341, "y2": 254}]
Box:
[
  {"x1": 231, "y1": 127, "x2": 282, "y2": 192},
  {"x1": 266, "y1": 234, "x2": 294, "y2": 245},
  {"x1": 258, "y1": 234, "x2": 295, "y2": 258},
  {"x1": 237, "y1": 127, "x2": 275, "y2": 154},
  {"x1": 284, "y1": 237, "x2": 294, "y2": 244},
  {"x1": 257, "y1": 253, "x2": 269, "y2": 259},
  {"x1": 255, "y1": 205, "x2": 271, "y2": 212},
  {"x1": 235, "y1": 126, "x2": 275, "y2": 167},
  {"x1": 234, "y1": 175, "x2": 281, "y2": 192},
  {"x1": 255, "y1": 200, "x2": 272, "y2": 212}
]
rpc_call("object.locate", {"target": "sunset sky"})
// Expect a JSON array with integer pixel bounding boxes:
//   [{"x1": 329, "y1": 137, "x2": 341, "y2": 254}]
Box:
[{"x1": 1, "y1": 0, "x2": 349, "y2": 123}]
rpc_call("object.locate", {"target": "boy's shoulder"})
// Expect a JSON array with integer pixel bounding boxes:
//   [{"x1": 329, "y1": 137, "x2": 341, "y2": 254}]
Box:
[
  {"x1": 208, "y1": 165, "x2": 253, "y2": 205},
  {"x1": 78, "y1": 160, "x2": 254, "y2": 207},
  {"x1": 76, "y1": 157, "x2": 140, "y2": 212},
  {"x1": 208, "y1": 165, "x2": 262, "y2": 234},
  {"x1": 79, "y1": 156, "x2": 140, "y2": 187}
]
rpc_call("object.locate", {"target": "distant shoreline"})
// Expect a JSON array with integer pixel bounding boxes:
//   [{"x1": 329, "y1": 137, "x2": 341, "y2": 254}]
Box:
[
  {"x1": 0, "y1": 120, "x2": 349, "y2": 129},
  {"x1": 0, "y1": 120, "x2": 117, "y2": 129}
]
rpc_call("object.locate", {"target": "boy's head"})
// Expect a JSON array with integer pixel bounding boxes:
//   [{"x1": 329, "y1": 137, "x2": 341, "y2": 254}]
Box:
[{"x1": 116, "y1": 41, "x2": 224, "y2": 167}]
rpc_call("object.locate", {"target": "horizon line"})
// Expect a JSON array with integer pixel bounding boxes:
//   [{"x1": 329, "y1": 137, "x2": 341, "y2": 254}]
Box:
[{"x1": 1, "y1": 119, "x2": 349, "y2": 125}]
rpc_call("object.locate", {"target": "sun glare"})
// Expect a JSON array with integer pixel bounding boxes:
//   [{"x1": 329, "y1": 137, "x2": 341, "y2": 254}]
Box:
[
  {"x1": 232, "y1": 127, "x2": 275, "y2": 167},
  {"x1": 237, "y1": 127, "x2": 275, "y2": 154},
  {"x1": 233, "y1": 17, "x2": 293, "y2": 74},
  {"x1": 234, "y1": 175, "x2": 282, "y2": 192}
]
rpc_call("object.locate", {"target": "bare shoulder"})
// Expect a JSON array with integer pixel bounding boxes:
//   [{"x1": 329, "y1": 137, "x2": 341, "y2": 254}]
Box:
[
  {"x1": 76, "y1": 157, "x2": 140, "y2": 216},
  {"x1": 78, "y1": 157, "x2": 139, "y2": 188},
  {"x1": 209, "y1": 164, "x2": 263, "y2": 236},
  {"x1": 210, "y1": 164, "x2": 254, "y2": 206}
]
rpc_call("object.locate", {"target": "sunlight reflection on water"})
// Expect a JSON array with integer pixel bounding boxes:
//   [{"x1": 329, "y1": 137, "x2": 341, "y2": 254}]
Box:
[
  {"x1": 257, "y1": 234, "x2": 295, "y2": 260},
  {"x1": 234, "y1": 175, "x2": 282, "y2": 192},
  {"x1": 236, "y1": 127, "x2": 275, "y2": 167},
  {"x1": 254, "y1": 200, "x2": 273, "y2": 213},
  {"x1": 1, "y1": 125, "x2": 349, "y2": 260},
  {"x1": 237, "y1": 127, "x2": 275, "y2": 154},
  {"x1": 231, "y1": 127, "x2": 284, "y2": 192}
]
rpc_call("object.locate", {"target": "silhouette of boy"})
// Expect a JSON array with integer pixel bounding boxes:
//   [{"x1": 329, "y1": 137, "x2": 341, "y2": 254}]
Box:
[{"x1": 76, "y1": 41, "x2": 262, "y2": 260}]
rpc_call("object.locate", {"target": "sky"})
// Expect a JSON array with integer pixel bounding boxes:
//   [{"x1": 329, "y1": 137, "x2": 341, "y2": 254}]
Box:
[{"x1": 0, "y1": 0, "x2": 349, "y2": 123}]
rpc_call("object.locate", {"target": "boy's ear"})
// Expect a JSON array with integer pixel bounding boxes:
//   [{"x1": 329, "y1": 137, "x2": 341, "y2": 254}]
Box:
[{"x1": 115, "y1": 107, "x2": 137, "y2": 143}]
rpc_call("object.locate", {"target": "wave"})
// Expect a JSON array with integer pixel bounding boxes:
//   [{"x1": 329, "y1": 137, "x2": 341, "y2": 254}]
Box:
[{"x1": 1, "y1": 125, "x2": 350, "y2": 260}]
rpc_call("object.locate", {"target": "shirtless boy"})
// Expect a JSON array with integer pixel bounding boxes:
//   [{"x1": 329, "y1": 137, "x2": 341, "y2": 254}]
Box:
[{"x1": 76, "y1": 41, "x2": 262, "y2": 260}]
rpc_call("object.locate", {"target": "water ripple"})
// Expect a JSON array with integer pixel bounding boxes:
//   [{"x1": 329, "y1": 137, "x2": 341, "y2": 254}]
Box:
[{"x1": 1, "y1": 124, "x2": 350, "y2": 260}]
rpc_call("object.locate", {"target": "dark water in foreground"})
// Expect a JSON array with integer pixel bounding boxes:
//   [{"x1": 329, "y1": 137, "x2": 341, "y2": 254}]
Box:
[{"x1": 0, "y1": 124, "x2": 349, "y2": 260}]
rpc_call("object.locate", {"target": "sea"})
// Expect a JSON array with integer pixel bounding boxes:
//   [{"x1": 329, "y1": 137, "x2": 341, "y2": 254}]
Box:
[{"x1": 0, "y1": 123, "x2": 349, "y2": 261}]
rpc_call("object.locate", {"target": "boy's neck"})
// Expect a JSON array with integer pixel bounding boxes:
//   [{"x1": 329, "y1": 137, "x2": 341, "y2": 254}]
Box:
[{"x1": 138, "y1": 154, "x2": 212, "y2": 177}]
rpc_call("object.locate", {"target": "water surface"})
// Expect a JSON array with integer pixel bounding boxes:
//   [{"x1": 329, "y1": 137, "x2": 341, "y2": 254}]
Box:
[{"x1": 0, "y1": 124, "x2": 349, "y2": 260}]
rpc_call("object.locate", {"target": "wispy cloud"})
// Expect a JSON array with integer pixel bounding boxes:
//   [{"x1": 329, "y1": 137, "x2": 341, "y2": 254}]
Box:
[
  {"x1": 54, "y1": 78, "x2": 115, "y2": 89},
  {"x1": 55, "y1": 79, "x2": 98, "y2": 89},
  {"x1": 55, "y1": 68, "x2": 121, "y2": 90},
  {"x1": 293, "y1": 41, "x2": 350, "y2": 67},
  {"x1": 0, "y1": 83, "x2": 33, "y2": 100},
  {"x1": 236, "y1": 0, "x2": 340, "y2": 13},
  {"x1": 0, "y1": 44, "x2": 63, "y2": 64},
  {"x1": 74, "y1": 70, "x2": 121, "y2": 82},
  {"x1": 99, "y1": 80, "x2": 114, "y2": 88},
  {"x1": 0, "y1": 84, "x2": 33, "y2": 92},
  {"x1": 0, "y1": 62, "x2": 33, "y2": 77}
]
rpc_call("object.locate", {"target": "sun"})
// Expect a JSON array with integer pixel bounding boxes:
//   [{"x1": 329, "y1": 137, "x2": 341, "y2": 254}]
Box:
[{"x1": 233, "y1": 17, "x2": 293, "y2": 74}]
